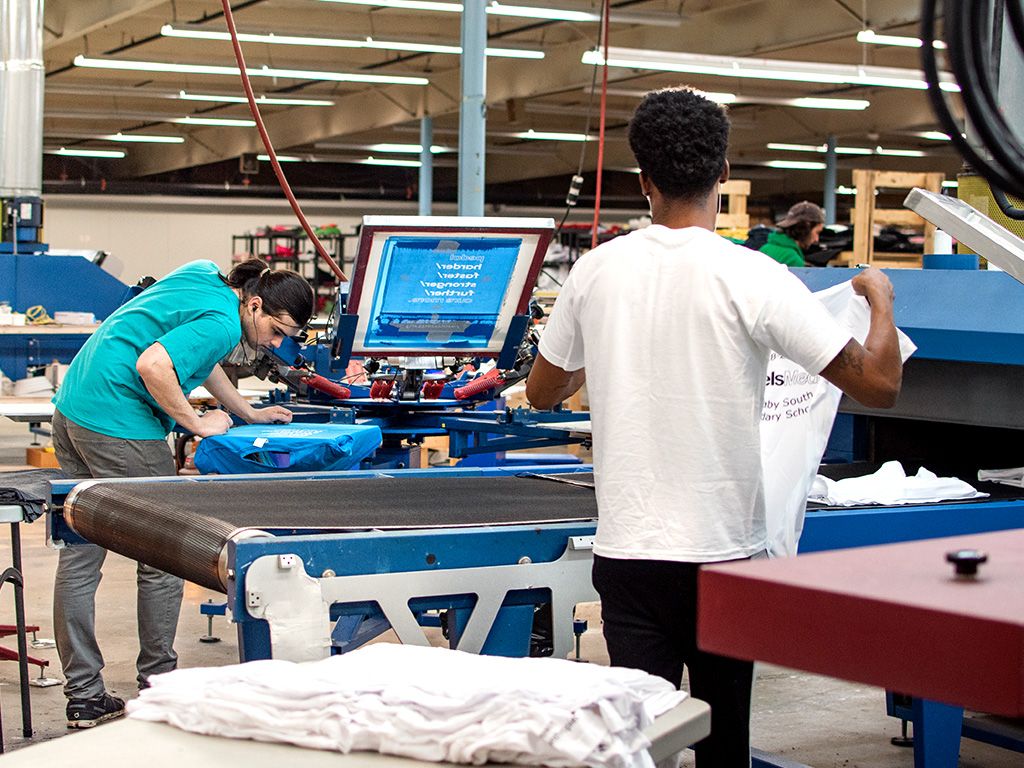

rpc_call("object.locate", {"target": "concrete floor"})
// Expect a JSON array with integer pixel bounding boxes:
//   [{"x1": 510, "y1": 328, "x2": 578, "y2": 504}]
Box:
[{"x1": 0, "y1": 419, "x2": 1020, "y2": 766}]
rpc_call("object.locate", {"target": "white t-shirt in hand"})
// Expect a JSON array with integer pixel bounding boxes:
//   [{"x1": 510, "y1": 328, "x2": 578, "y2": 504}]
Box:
[{"x1": 539, "y1": 225, "x2": 851, "y2": 562}]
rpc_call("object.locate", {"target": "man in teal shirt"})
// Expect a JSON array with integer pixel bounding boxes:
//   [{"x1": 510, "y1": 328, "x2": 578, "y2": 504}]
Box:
[
  {"x1": 759, "y1": 201, "x2": 826, "y2": 267},
  {"x1": 51, "y1": 258, "x2": 313, "y2": 728}
]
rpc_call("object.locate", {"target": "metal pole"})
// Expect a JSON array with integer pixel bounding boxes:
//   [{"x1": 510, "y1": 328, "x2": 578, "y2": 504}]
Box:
[
  {"x1": 419, "y1": 116, "x2": 434, "y2": 216},
  {"x1": 0, "y1": 0, "x2": 44, "y2": 197},
  {"x1": 823, "y1": 135, "x2": 837, "y2": 225},
  {"x1": 458, "y1": 0, "x2": 487, "y2": 216}
]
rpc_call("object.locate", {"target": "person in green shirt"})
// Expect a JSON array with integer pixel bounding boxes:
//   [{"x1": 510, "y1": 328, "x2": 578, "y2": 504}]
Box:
[
  {"x1": 759, "y1": 201, "x2": 826, "y2": 267},
  {"x1": 51, "y1": 258, "x2": 314, "y2": 729}
]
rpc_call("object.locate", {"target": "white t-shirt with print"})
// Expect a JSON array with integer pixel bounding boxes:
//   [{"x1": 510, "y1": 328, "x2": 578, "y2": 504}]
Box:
[{"x1": 539, "y1": 225, "x2": 851, "y2": 562}]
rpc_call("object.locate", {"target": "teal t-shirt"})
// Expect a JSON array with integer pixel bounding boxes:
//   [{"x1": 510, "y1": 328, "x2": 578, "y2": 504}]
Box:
[
  {"x1": 53, "y1": 260, "x2": 241, "y2": 439},
  {"x1": 759, "y1": 230, "x2": 807, "y2": 267}
]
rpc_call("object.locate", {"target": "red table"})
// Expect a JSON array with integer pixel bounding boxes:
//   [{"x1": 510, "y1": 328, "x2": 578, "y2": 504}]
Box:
[{"x1": 698, "y1": 529, "x2": 1024, "y2": 766}]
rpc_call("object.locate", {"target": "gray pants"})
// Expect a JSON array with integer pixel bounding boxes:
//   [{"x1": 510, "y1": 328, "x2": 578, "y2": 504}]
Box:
[{"x1": 51, "y1": 409, "x2": 184, "y2": 700}]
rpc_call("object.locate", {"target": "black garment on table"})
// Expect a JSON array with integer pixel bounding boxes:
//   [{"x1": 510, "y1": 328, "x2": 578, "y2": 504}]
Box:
[{"x1": 0, "y1": 469, "x2": 67, "y2": 522}]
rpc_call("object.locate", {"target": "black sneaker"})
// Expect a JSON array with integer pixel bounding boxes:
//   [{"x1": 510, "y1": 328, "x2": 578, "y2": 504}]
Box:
[{"x1": 66, "y1": 692, "x2": 126, "y2": 729}]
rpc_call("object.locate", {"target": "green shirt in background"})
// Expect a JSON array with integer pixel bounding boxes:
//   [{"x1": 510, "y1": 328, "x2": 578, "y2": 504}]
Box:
[
  {"x1": 759, "y1": 230, "x2": 807, "y2": 267},
  {"x1": 53, "y1": 260, "x2": 241, "y2": 439}
]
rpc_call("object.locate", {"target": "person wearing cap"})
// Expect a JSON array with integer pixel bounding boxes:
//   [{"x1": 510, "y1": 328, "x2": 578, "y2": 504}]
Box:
[
  {"x1": 759, "y1": 200, "x2": 826, "y2": 267},
  {"x1": 50, "y1": 258, "x2": 314, "y2": 729},
  {"x1": 526, "y1": 87, "x2": 902, "y2": 767}
]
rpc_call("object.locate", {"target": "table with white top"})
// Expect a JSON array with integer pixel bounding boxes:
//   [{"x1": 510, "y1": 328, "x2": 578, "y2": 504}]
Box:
[{"x1": 0, "y1": 697, "x2": 710, "y2": 766}]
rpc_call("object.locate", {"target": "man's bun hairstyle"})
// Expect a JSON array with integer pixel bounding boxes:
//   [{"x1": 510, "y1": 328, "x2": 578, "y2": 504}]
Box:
[
  {"x1": 222, "y1": 259, "x2": 315, "y2": 329},
  {"x1": 628, "y1": 87, "x2": 731, "y2": 202}
]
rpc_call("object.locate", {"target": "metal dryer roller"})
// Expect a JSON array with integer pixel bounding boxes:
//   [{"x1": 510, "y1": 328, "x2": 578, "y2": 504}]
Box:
[{"x1": 62, "y1": 474, "x2": 598, "y2": 592}]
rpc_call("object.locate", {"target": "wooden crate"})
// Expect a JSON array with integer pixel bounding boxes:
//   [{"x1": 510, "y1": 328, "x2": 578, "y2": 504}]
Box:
[
  {"x1": 715, "y1": 179, "x2": 750, "y2": 230},
  {"x1": 850, "y1": 170, "x2": 944, "y2": 267}
]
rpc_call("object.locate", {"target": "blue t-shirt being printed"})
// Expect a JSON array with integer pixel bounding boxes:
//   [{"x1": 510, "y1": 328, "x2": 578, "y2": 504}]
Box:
[{"x1": 53, "y1": 260, "x2": 241, "y2": 439}]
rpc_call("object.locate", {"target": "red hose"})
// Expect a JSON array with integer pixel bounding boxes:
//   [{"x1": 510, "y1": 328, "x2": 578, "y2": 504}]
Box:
[
  {"x1": 589, "y1": 0, "x2": 611, "y2": 251},
  {"x1": 220, "y1": 0, "x2": 347, "y2": 283}
]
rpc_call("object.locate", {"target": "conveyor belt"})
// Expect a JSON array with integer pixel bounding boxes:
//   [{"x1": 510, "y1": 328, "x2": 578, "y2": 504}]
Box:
[{"x1": 63, "y1": 474, "x2": 598, "y2": 592}]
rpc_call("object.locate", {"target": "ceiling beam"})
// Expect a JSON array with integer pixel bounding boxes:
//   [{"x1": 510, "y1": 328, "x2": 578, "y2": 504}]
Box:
[{"x1": 43, "y1": 0, "x2": 169, "y2": 51}]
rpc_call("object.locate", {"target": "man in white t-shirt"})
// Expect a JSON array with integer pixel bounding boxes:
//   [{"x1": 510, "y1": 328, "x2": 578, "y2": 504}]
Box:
[{"x1": 526, "y1": 87, "x2": 902, "y2": 767}]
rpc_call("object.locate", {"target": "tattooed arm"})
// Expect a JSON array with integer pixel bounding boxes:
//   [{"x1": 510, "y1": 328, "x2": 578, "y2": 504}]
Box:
[{"x1": 819, "y1": 268, "x2": 902, "y2": 408}]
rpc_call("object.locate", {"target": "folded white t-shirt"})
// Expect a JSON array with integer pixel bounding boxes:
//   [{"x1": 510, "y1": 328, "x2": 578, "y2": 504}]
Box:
[
  {"x1": 127, "y1": 644, "x2": 686, "y2": 768},
  {"x1": 808, "y1": 460, "x2": 987, "y2": 507}
]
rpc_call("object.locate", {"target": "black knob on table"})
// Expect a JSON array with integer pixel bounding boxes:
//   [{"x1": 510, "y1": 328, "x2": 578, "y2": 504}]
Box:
[{"x1": 946, "y1": 549, "x2": 988, "y2": 577}]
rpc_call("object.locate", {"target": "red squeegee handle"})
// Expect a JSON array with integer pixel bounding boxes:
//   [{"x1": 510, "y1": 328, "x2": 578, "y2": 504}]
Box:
[
  {"x1": 453, "y1": 369, "x2": 506, "y2": 400},
  {"x1": 301, "y1": 373, "x2": 351, "y2": 400}
]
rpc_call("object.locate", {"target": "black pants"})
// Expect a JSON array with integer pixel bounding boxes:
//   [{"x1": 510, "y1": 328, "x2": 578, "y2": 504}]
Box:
[{"x1": 592, "y1": 554, "x2": 754, "y2": 768}]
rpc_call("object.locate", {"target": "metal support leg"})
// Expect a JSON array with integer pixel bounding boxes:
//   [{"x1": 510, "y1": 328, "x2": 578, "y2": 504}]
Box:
[
  {"x1": 912, "y1": 698, "x2": 963, "y2": 768},
  {"x1": 10, "y1": 523, "x2": 32, "y2": 738}
]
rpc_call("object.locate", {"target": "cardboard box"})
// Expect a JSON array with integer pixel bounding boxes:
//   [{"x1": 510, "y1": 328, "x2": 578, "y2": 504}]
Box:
[{"x1": 26, "y1": 446, "x2": 60, "y2": 468}]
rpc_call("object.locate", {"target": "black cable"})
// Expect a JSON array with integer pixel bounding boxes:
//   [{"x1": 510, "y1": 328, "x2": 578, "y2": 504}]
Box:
[
  {"x1": 920, "y1": 0, "x2": 1024, "y2": 196},
  {"x1": 992, "y1": 186, "x2": 1024, "y2": 219}
]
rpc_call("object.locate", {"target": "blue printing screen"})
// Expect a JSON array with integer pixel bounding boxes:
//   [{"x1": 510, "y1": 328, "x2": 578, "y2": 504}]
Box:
[{"x1": 363, "y1": 236, "x2": 521, "y2": 350}]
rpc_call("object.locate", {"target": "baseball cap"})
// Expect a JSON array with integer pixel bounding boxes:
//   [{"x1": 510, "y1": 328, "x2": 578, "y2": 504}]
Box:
[{"x1": 777, "y1": 201, "x2": 825, "y2": 228}]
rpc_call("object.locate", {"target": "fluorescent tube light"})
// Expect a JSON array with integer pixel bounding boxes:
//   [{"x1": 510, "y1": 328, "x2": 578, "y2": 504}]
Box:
[
  {"x1": 178, "y1": 91, "x2": 335, "y2": 106},
  {"x1": 316, "y1": 0, "x2": 682, "y2": 25},
  {"x1": 172, "y1": 116, "x2": 256, "y2": 127},
  {"x1": 764, "y1": 160, "x2": 827, "y2": 170},
  {"x1": 367, "y1": 143, "x2": 450, "y2": 153},
  {"x1": 916, "y1": 131, "x2": 951, "y2": 141},
  {"x1": 101, "y1": 133, "x2": 185, "y2": 143},
  {"x1": 767, "y1": 142, "x2": 926, "y2": 157},
  {"x1": 767, "y1": 142, "x2": 873, "y2": 155},
  {"x1": 582, "y1": 47, "x2": 960, "y2": 92},
  {"x1": 73, "y1": 55, "x2": 429, "y2": 86},
  {"x1": 835, "y1": 185, "x2": 857, "y2": 195},
  {"x1": 598, "y1": 87, "x2": 868, "y2": 110},
  {"x1": 942, "y1": 180, "x2": 959, "y2": 188},
  {"x1": 161, "y1": 24, "x2": 543, "y2": 59},
  {"x1": 45, "y1": 147, "x2": 126, "y2": 158},
  {"x1": 512, "y1": 129, "x2": 591, "y2": 142},
  {"x1": 874, "y1": 146, "x2": 926, "y2": 157},
  {"x1": 857, "y1": 29, "x2": 946, "y2": 50},
  {"x1": 257, "y1": 154, "x2": 302, "y2": 162},
  {"x1": 361, "y1": 156, "x2": 422, "y2": 167}
]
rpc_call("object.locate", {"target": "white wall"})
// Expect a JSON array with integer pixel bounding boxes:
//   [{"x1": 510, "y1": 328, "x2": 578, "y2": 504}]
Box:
[
  {"x1": 42, "y1": 194, "x2": 649, "y2": 284},
  {"x1": 42, "y1": 194, "x2": 389, "y2": 282}
]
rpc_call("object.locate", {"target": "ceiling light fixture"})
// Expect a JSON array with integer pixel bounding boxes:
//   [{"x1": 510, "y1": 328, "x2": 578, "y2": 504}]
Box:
[
  {"x1": 101, "y1": 133, "x2": 185, "y2": 143},
  {"x1": 764, "y1": 160, "x2": 827, "y2": 170},
  {"x1": 172, "y1": 116, "x2": 256, "y2": 127},
  {"x1": 316, "y1": 0, "x2": 682, "y2": 26},
  {"x1": 915, "y1": 130, "x2": 952, "y2": 141},
  {"x1": 44, "y1": 131, "x2": 185, "y2": 144},
  {"x1": 361, "y1": 156, "x2": 422, "y2": 167},
  {"x1": 597, "y1": 87, "x2": 869, "y2": 110},
  {"x1": 257, "y1": 154, "x2": 302, "y2": 162},
  {"x1": 45, "y1": 147, "x2": 126, "y2": 158},
  {"x1": 178, "y1": 91, "x2": 336, "y2": 106},
  {"x1": 73, "y1": 55, "x2": 429, "y2": 86},
  {"x1": 583, "y1": 47, "x2": 961, "y2": 92},
  {"x1": 857, "y1": 29, "x2": 947, "y2": 50},
  {"x1": 161, "y1": 24, "x2": 543, "y2": 59},
  {"x1": 512, "y1": 129, "x2": 592, "y2": 142},
  {"x1": 767, "y1": 142, "x2": 927, "y2": 157}
]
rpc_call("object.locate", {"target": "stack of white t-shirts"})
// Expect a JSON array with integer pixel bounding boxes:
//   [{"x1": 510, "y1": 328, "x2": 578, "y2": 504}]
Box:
[
  {"x1": 977, "y1": 467, "x2": 1024, "y2": 488},
  {"x1": 807, "y1": 460, "x2": 988, "y2": 507},
  {"x1": 127, "y1": 643, "x2": 686, "y2": 768}
]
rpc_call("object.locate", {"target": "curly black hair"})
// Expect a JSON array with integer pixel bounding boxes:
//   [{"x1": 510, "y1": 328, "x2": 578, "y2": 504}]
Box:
[{"x1": 628, "y1": 87, "x2": 730, "y2": 202}]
